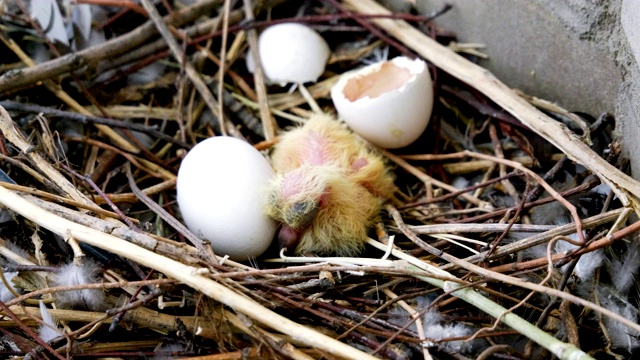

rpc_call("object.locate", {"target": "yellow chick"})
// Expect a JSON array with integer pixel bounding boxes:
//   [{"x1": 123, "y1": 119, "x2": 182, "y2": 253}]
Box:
[{"x1": 265, "y1": 114, "x2": 395, "y2": 256}]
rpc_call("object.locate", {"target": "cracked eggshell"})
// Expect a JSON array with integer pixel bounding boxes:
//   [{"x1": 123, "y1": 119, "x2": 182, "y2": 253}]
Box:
[
  {"x1": 331, "y1": 56, "x2": 433, "y2": 149},
  {"x1": 248, "y1": 23, "x2": 330, "y2": 85},
  {"x1": 177, "y1": 137, "x2": 276, "y2": 260}
]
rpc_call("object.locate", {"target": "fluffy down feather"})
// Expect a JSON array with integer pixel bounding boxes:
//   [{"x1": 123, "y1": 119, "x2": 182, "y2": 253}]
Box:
[
  {"x1": 610, "y1": 241, "x2": 640, "y2": 294},
  {"x1": 53, "y1": 260, "x2": 104, "y2": 311},
  {"x1": 0, "y1": 272, "x2": 18, "y2": 303},
  {"x1": 38, "y1": 301, "x2": 60, "y2": 342},
  {"x1": 265, "y1": 114, "x2": 395, "y2": 256},
  {"x1": 596, "y1": 285, "x2": 640, "y2": 351}
]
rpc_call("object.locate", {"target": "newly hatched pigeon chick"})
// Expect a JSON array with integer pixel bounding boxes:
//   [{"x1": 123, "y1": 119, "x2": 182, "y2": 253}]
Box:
[{"x1": 265, "y1": 114, "x2": 395, "y2": 256}]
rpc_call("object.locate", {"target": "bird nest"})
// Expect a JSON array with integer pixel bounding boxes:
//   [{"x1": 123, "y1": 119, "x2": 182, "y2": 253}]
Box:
[{"x1": 0, "y1": 1, "x2": 639, "y2": 359}]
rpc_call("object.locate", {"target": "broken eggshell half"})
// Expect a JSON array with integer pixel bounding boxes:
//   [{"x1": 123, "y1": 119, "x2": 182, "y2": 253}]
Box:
[{"x1": 331, "y1": 56, "x2": 433, "y2": 149}]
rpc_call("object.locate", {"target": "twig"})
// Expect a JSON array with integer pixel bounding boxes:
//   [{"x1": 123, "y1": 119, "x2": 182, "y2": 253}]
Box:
[
  {"x1": 222, "y1": 310, "x2": 316, "y2": 360},
  {"x1": 402, "y1": 150, "x2": 585, "y2": 244},
  {"x1": 10, "y1": 300, "x2": 222, "y2": 339},
  {"x1": 6, "y1": 279, "x2": 171, "y2": 307},
  {"x1": 486, "y1": 182, "x2": 531, "y2": 256},
  {"x1": 384, "y1": 150, "x2": 492, "y2": 208},
  {"x1": 383, "y1": 288, "x2": 432, "y2": 360},
  {"x1": 0, "y1": 40, "x2": 174, "y2": 178},
  {"x1": 384, "y1": 206, "x2": 640, "y2": 335},
  {"x1": 243, "y1": 0, "x2": 277, "y2": 140},
  {"x1": 458, "y1": 176, "x2": 599, "y2": 224},
  {"x1": 399, "y1": 172, "x2": 521, "y2": 209},
  {"x1": 0, "y1": 101, "x2": 191, "y2": 149},
  {"x1": 0, "y1": 301, "x2": 66, "y2": 360},
  {"x1": 140, "y1": 0, "x2": 245, "y2": 138},
  {"x1": 124, "y1": 163, "x2": 218, "y2": 265},
  {"x1": 0, "y1": 0, "x2": 222, "y2": 94},
  {"x1": 0, "y1": 107, "x2": 95, "y2": 205},
  {"x1": 65, "y1": 137, "x2": 175, "y2": 180},
  {"x1": 0, "y1": 182, "x2": 134, "y2": 221},
  {"x1": 411, "y1": 223, "x2": 556, "y2": 234},
  {"x1": 62, "y1": 164, "x2": 140, "y2": 231},
  {"x1": 267, "y1": 288, "x2": 405, "y2": 359},
  {"x1": 0, "y1": 185, "x2": 378, "y2": 360},
  {"x1": 366, "y1": 239, "x2": 594, "y2": 360},
  {"x1": 75, "y1": 0, "x2": 147, "y2": 16},
  {"x1": 218, "y1": 0, "x2": 232, "y2": 136},
  {"x1": 323, "y1": 0, "x2": 414, "y2": 58},
  {"x1": 489, "y1": 216, "x2": 640, "y2": 273},
  {"x1": 343, "y1": 0, "x2": 640, "y2": 213},
  {"x1": 92, "y1": 178, "x2": 176, "y2": 204},
  {"x1": 0, "y1": 33, "x2": 138, "y2": 154},
  {"x1": 26, "y1": 195, "x2": 202, "y2": 264}
]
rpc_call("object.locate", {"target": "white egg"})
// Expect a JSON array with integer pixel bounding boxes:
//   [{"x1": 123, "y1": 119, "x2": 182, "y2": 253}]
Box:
[
  {"x1": 248, "y1": 23, "x2": 330, "y2": 85},
  {"x1": 177, "y1": 137, "x2": 276, "y2": 260},
  {"x1": 331, "y1": 56, "x2": 434, "y2": 149}
]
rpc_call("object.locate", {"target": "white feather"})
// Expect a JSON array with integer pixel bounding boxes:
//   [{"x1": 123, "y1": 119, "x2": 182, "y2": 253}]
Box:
[
  {"x1": 542, "y1": 216, "x2": 604, "y2": 282},
  {"x1": 0, "y1": 272, "x2": 18, "y2": 303},
  {"x1": 530, "y1": 202, "x2": 569, "y2": 226},
  {"x1": 423, "y1": 323, "x2": 475, "y2": 352},
  {"x1": 72, "y1": 4, "x2": 92, "y2": 41},
  {"x1": 38, "y1": 301, "x2": 60, "y2": 342},
  {"x1": 611, "y1": 241, "x2": 640, "y2": 294},
  {"x1": 451, "y1": 176, "x2": 471, "y2": 191},
  {"x1": 416, "y1": 295, "x2": 442, "y2": 325},
  {"x1": 555, "y1": 239, "x2": 603, "y2": 282},
  {"x1": 3, "y1": 241, "x2": 31, "y2": 260},
  {"x1": 522, "y1": 243, "x2": 550, "y2": 262},
  {"x1": 0, "y1": 242, "x2": 31, "y2": 302},
  {"x1": 596, "y1": 286, "x2": 640, "y2": 351},
  {"x1": 416, "y1": 296, "x2": 481, "y2": 353},
  {"x1": 592, "y1": 183, "x2": 612, "y2": 197},
  {"x1": 128, "y1": 62, "x2": 167, "y2": 86},
  {"x1": 53, "y1": 260, "x2": 104, "y2": 311}
]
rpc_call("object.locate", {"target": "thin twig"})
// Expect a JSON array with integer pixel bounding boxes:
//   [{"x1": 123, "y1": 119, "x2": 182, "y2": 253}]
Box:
[
  {"x1": 139, "y1": 0, "x2": 235, "y2": 137},
  {"x1": 0, "y1": 301, "x2": 66, "y2": 360},
  {"x1": 0, "y1": 101, "x2": 191, "y2": 149},
  {"x1": 243, "y1": 0, "x2": 277, "y2": 140},
  {"x1": 344, "y1": 0, "x2": 640, "y2": 212},
  {"x1": 402, "y1": 150, "x2": 585, "y2": 244},
  {"x1": 218, "y1": 0, "x2": 232, "y2": 137},
  {"x1": 385, "y1": 205, "x2": 640, "y2": 335},
  {"x1": 124, "y1": 163, "x2": 219, "y2": 265}
]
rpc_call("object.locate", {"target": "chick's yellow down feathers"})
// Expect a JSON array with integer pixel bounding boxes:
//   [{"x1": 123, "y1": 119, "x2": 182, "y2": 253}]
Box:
[{"x1": 265, "y1": 114, "x2": 395, "y2": 256}]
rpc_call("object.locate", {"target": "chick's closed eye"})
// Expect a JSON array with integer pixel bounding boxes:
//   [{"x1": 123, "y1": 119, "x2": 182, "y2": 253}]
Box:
[{"x1": 286, "y1": 200, "x2": 320, "y2": 229}]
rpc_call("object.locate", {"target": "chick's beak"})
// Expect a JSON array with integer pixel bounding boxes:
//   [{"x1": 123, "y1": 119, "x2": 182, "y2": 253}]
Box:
[{"x1": 278, "y1": 225, "x2": 299, "y2": 252}]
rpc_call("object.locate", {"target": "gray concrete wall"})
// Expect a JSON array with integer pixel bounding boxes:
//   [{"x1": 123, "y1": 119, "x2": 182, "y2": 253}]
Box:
[{"x1": 416, "y1": 0, "x2": 640, "y2": 179}]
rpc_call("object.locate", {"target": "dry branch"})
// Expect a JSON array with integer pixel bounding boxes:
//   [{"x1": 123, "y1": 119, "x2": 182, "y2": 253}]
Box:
[
  {"x1": 0, "y1": 184, "x2": 377, "y2": 360},
  {"x1": 0, "y1": 1, "x2": 636, "y2": 358},
  {"x1": 344, "y1": 0, "x2": 640, "y2": 212},
  {"x1": 0, "y1": 0, "x2": 222, "y2": 95}
]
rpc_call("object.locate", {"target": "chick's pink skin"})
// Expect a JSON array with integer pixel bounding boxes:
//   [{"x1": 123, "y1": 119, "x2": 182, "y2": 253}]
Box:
[{"x1": 265, "y1": 114, "x2": 395, "y2": 256}]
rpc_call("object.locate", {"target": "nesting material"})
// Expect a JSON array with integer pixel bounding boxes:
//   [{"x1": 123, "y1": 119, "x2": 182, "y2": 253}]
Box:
[
  {"x1": 38, "y1": 301, "x2": 60, "y2": 342},
  {"x1": 53, "y1": 260, "x2": 105, "y2": 311},
  {"x1": 1, "y1": 1, "x2": 640, "y2": 358}
]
